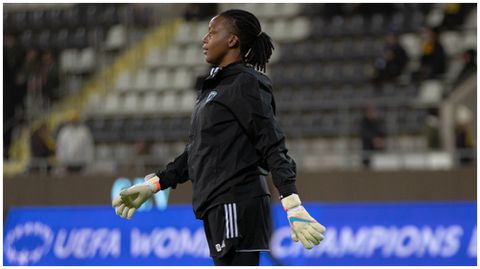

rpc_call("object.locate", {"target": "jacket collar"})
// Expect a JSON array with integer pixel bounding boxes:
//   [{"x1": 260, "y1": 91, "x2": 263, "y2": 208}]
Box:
[{"x1": 205, "y1": 60, "x2": 246, "y2": 81}]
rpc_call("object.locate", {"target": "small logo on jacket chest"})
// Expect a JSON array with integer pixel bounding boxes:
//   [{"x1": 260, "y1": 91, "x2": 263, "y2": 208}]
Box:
[{"x1": 206, "y1": 90, "x2": 217, "y2": 103}]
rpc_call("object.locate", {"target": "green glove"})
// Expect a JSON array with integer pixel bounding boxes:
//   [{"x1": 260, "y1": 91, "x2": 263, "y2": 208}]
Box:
[
  {"x1": 281, "y1": 193, "x2": 326, "y2": 249},
  {"x1": 112, "y1": 173, "x2": 161, "y2": 220}
]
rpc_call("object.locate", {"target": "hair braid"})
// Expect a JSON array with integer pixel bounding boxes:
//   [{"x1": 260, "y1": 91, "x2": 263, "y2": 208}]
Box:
[{"x1": 220, "y1": 9, "x2": 274, "y2": 72}]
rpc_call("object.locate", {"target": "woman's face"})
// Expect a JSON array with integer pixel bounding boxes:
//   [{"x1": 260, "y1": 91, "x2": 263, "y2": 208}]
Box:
[{"x1": 202, "y1": 15, "x2": 233, "y2": 66}]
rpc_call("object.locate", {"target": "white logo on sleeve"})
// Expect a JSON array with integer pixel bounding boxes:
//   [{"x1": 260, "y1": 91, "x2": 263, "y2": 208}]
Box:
[{"x1": 206, "y1": 91, "x2": 217, "y2": 103}]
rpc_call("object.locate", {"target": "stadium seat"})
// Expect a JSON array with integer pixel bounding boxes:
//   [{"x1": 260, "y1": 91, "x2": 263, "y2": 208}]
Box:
[
  {"x1": 52, "y1": 28, "x2": 70, "y2": 49},
  {"x1": 105, "y1": 24, "x2": 126, "y2": 50},
  {"x1": 142, "y1": 92, "x2": 159, "y2": 114},
  {"x1": 132, "y1": 69, "x2": 151, "y2": 91},
  {"x1": 46, "y1": 9, "x2": 63, "y2": 29},
  {"x1": 84, "y1": 93, "x2": 103, "y2": 115},
  {"x1": 175, "y1": 22, "x2": 193, "y2": 44},
  {"x1": 195, "y1": 22, "x2": 209, "y2": 43},
  {"x1": 100, "y1": 5, "x2": 118, "y2": 26},
  {"x1": 326, "y1": 16, "x2": 345, "y2": 37},
  {"x1": 115, "y1": 70, "x2": 133, "y2": 92},
  {"x1": 71, "y1": 27, "x2": 87, "y2": 48},
  {"x1": 279, "y1": 3, "x2": 301, "y2": 18},
  {"x1": 30, "y1": 10, "x2": 46, "y2": 30},
  {"x1": 104, "y1": 93, "x2": 122, "y2": 114},
  {"x1": 345, "y1": 15, "x2": 365, "y2": 36},
  {"x1": 271, "y1": 19, "x2": 290, "y2": 41},
  {"x1": 251, "y1": 3, "x2": 272, "y2": 19},
  {"x1": 171, "y1": 67, "x2": 193, "y2": 90},
  {"x1": 108, "y1": 118, "x2": 126, "y2": 141},
  {"x1": 406, "y1": 11, "x2": 425, "y2": 32},
  {"x1": 310, "y1": 17, "x2": 326, "y2": 39},
  {"x1": 462, "y1": 31, "x2": 476, "y2": 50},
  {"x1": 390, "y1": 12, "x2": 406, "y2": 33},
  {"x1": 96, "y1": 144, "x2": 113, "y2": 160},
  {"x1": 440, "y1": 31, "x2": 462, "y2": 56},
  {"x1": 257, "y1": 18, "x2": 271, "y2": 36},
  {"x1": 36, "y1": 29, "x2": 51, "y2": 50},
  {"x1": 65, "y1": 75, "x2": 83, "y2": 94},
  {"x1": 79, "y1": 47, "x2": 96, "y2": 72},
  {"x1": 419, "y1": 80, "x2": 443, "y2": 105},
  {"x1": 60, "y1": 49, "x2": 78, "y2": 73},
  {"x1": 124, "y1": 93, "x2": 141, "y2": 113},
  {"x1": 152, "y1": 142, "x2": 171, "y2": 162},
  {"x1": 123, "y1": 117, "x2": 145, "y2": 141},
  {"x1": 425, "y1": 4, "x2": 445, "y2": 27},
  {"x1": 19, "y1": 29, "x2": 34, "y2": 48},
  {"x1": 400, "y1": 33, "x2": 422, "y2": 59},
  {"x1": 444, "y1": 57, "x2": 464, "y2": 81},
  {"x1": 86, "y1": 117, "x2": 106, "y2": 140},
  {"x1": 427, "y1": 152, "x2": 453, "y2": 169},
  {"x1": 84, "y1": 4, "x2": 101, "y2": 27},
  {"x1": 369, "y1": 14, "x2": 387, "y2": 35},
  {"x1": 178, "y1": 90, "x2": 196, "y2": 113},
  {"x1": 14, "y1": 11, "x2": 28, "y2": 31},
  {"x1": 398, "y1": 135, "x2": 418, "y2": 151},
  {"x1": 463, "y1": 7, "x2": 476, "y2": 30},
  {"x1": 403, "y1": 153, "x2": 429, "y2": 169},
  {"x1": 371, "y1": 153, "x2": 402, "y2": 170},
  {"x1": 88, "y1": 26, "x2": 106, "y2": 47},
  {"x1": 145, "y1": 47, "x2": 165, "y2": 68},
  {"x1": 114, "y1": 143, "x2": 134, "y2": 161},
  {"x1": 163, "y1": 46, "x2": 183, "y2": 66},
  {"x1": 152, "y1": 69, "x2": 171, "y2": 91},
  {"x1": 184, "y1": 44, "x2": 204, "y2": 66},
  {"x1": 268, "y1": 43, "x2": 281, "y2": 64},
  {"x1": 159, "y1": 92, "x2": 179, "y2": 113},
  {"x1": 63, "y1": 5, "x2": 81, "y2": 29}
]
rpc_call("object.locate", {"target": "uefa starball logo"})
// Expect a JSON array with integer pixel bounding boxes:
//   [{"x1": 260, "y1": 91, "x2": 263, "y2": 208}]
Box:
[
  {"x1": 206, "y1": 90, "x2": 217, "y2": 103},
  {"x1": 4, "y1": 222, "x2": 54, "y2": 265}
]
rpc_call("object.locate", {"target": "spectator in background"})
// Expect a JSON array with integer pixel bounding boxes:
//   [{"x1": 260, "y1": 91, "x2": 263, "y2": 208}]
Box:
[
  {"x1": 351, "y1": 3, "x2": 396, "y2": 17},
  {"x1": 183, "y1": 3, "x2": 218, "y2": 21},
  {"x1": 17, "y1": 48, "x2": 42, "y2": 96},
  {"x1": 40, "y1": 50, "x2": 61, "y2": 104},
  {"x1": 454, "y1": 105, "x2": 474, "y2": 165},
  {"x1": 29, "y1": 122, "x2": 55, "y2": 173},
  {"x1": 360, "y1": 105, "x2": 386, "y2": 168},
  {"x1": 4, "y1": 34, "x2": 25, "y2": 159},
  {"x1": 440, "y1": 3, "x2": 476, "y2": 30},
  {"x1": 56, "y1": 111, "x2": 95, "y2": 173},
  {"x1": 413, "y1": 27, "x2": 446, "y2": 81},
  {"x1": 454, "y1": 49, "x2": 476, "y2": 87},
  {"x1": 425, "y1": 113, "x2": 441, "y2": 150},
  {"x1": 371, "y1": 33, "x2": 409, "y2": 85}
]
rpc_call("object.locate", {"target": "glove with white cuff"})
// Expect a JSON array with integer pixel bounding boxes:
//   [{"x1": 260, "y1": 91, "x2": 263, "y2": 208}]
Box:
[
  {"x1": 112, "y1": 173, "x2": 161, "y2": 220},
  {"x1": 281, "y1": 193, "x2": 326, "y2": 249}
]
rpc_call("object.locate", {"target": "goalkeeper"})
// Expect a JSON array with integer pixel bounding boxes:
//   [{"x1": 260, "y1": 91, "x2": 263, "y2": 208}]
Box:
[{"x1": 113, "y1": 9, "x2": 326, "y2": 266}]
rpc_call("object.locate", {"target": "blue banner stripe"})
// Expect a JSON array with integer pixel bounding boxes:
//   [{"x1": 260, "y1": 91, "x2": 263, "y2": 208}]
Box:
[{"x1": 3, "y1": 202, "x2": 476, "y2": 266}]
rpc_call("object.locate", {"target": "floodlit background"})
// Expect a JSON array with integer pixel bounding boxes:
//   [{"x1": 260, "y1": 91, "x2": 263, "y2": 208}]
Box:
[{"x1": 3, "y1": 3, "x2": 477, "y2": 266}]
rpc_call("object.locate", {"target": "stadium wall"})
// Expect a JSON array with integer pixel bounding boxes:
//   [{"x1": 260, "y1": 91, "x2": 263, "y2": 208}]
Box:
[{"x1": 4, "y1": 167, "x2": 475, "y2": 217}]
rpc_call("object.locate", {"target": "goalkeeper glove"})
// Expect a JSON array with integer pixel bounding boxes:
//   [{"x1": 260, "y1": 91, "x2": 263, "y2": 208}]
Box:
[
  {"x1": 112, "y1": 173, "x2": 161, "y2": 220},
  {"x1": 281, "y1": 193, "x2": 326, "y2": 249}
]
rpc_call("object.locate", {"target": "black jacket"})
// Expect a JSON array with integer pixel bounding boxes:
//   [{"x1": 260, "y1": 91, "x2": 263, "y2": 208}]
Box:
[{"x1": 156, "y1": 61, "x2": 297, "y2": 219}]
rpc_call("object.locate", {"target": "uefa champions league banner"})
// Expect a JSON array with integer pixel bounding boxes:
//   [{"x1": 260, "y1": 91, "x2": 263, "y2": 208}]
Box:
[{"x1": 3, "y1": 202, "x2": 476, "y2": 266}]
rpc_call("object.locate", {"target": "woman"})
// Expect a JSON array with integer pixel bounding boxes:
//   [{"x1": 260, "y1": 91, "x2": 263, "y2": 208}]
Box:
[{"x1": 112, "y1": 9, "x2": 326, "y2": 266}]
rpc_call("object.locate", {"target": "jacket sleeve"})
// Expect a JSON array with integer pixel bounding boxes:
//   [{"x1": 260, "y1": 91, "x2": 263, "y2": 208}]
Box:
[
  {"x1": 226, "y1": 74, "x2": 298, "y2": 198},
  {"x1": 155, "y1": 146, "x2": 189, "y2": 190}
]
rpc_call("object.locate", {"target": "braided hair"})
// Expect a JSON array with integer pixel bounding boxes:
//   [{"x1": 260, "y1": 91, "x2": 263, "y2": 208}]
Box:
[{"x1": 220, "y1": 9, "x2": 274, "y2": 72}]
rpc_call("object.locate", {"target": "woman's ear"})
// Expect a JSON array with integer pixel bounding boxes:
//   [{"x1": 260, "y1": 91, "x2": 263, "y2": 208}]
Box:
[{"x1": 228, "y1": 34, "x2": 240, "y2": 48}]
